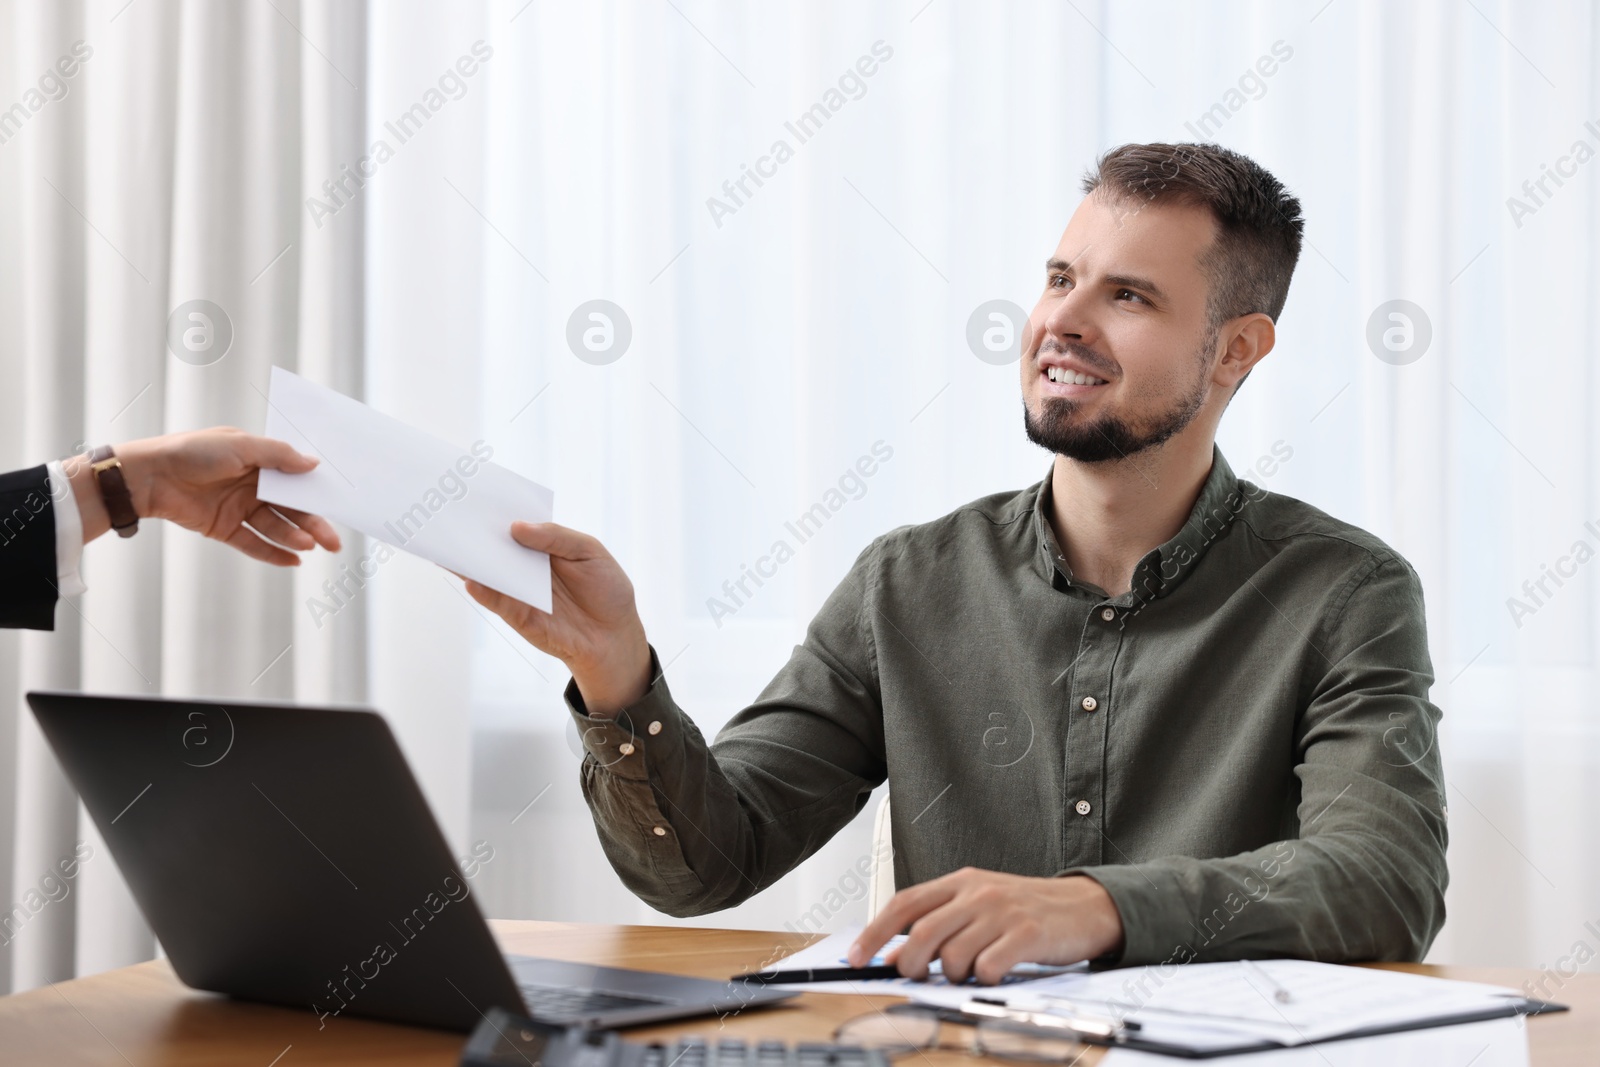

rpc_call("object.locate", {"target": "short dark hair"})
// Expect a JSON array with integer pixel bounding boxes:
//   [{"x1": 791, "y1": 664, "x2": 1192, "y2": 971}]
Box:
[{"x1": 1081, "y1": 143, "x2": 1304, "y2": 326}]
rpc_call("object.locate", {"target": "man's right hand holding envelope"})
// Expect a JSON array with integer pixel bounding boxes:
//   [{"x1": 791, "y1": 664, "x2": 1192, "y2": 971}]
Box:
[{"x1": 462, "y1": 522, "x2": 653, "y2": 717}]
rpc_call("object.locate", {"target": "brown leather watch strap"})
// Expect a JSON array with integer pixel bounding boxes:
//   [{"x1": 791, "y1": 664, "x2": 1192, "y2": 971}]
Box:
[{"x1": 88, "y1": 445, "x2": 140, "y2": 538}]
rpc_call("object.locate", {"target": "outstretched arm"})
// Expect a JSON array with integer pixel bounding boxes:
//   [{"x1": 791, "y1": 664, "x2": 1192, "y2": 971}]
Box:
[
  {"x1": 63, "y1": 427, "x2": 341, "y2": 562},
  {"x1": 467, "y1": 523, "x2": 888, "y2": 915}
]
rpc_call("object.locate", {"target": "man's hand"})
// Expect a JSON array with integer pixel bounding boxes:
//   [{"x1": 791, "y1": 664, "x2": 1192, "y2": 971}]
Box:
[
  {"x1": 463, "y1": 521, "x2": 652, "y2": 717},
  {"x1": 848, "y1": 869, "x2": 1125, "y2": 984},
  {"x1": 67, "y1": 427, "x2": 341, "y2": 565}
]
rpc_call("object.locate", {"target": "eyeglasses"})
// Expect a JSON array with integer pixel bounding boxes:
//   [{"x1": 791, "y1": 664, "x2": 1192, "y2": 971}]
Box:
[{"x1": 834, "y1": 1003, "x2": 1094, "y2": 1064}]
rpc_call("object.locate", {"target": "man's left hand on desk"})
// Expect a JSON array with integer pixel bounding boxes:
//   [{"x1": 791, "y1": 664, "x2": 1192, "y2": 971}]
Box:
[{"x1": 847, "y1": 868, "x2": 1125, "y2": 985}]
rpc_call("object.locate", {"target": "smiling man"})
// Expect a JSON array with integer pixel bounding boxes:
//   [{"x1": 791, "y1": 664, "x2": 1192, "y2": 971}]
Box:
[{"x1": 469, "y1": 142, "x2": 1448, "y2": 981}]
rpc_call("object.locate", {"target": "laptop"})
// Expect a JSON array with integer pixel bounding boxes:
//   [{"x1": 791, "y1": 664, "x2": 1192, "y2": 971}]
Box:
[{"x1": 27, "y1": 690, "x2": 797, "y2": 1033}]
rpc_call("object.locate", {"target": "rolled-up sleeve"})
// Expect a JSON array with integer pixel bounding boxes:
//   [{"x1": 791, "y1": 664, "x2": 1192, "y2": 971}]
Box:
[{"x1": 1063, "y1": 555, "x2": 1449, "y2": 966}]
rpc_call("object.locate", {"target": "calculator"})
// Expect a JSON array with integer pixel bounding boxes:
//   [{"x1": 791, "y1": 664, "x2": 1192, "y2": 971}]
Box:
[
  {"x1": 637, "y1": 1035, "x2": 890, "y2": 1067},
  {"x1": 460, "y1": 1008, "x2": 892, "y2": 1067}
]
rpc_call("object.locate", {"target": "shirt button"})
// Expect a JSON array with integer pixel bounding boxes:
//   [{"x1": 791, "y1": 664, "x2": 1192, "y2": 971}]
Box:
[
  {"x1": 1100, "y1": 607, "x2": 1115, "y2": 621},
  {"x1": 648, "y1": 721, "x2": 662, "y2": 735},
  {"x1": 652, "y1": 826, "x2": 667, "y2": 836},
  {"x1": 618, "y1": 742, "x2": 636, "y2": 756},
  {"x1": 1075, "y1": 800, "x2": 1092, "y2": 816},
  {"x1": 1081, "y1": 696, "x2": 1098, "y2": 712}
]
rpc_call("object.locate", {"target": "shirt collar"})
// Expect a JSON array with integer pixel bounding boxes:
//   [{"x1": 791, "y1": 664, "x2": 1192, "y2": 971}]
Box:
[{"x1": 1031, "y1": 445, "x2": 1245, "y2": 603}]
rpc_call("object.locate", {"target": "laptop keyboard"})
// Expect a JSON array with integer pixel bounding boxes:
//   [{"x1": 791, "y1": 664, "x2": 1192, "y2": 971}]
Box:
[
  {"x1": 640, "y1": 1039, "x2": 888, "y2": 1067},
  {"x1": 518, "y1": 981, "x2": 671, "y2": 1020}
]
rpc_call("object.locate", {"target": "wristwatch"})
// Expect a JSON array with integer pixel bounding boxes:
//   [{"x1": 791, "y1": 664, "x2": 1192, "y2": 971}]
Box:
[{"x1": 88, "y1": 445, "x2": 140, "y2": 538}]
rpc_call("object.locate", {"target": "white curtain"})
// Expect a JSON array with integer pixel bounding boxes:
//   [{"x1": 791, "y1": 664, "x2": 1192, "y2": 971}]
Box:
[
  {"x1": 0, "y1": 0, "x2": 372, "y2": 991},
  {"x1": 3, "y1": 0, "x2": 1598, "y2": 993}
]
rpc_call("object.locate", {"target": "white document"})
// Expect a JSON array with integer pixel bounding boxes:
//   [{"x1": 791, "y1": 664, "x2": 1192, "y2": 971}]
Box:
[
  {"x1": 774, "y1": 934, "x2": 1534, "y2": 1058},
  {"x1": 912, "y1": 958, "x2": 1528, "y2": 1050},
  {"x1": 1102, "y1": 1015, "x2": 1529, "y2": 1067},
  {"x1": 257, "y1": 367, "x2": 554, "y2": 612}
]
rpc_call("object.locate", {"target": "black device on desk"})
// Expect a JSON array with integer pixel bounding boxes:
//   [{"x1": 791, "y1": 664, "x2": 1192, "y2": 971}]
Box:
[
  {"x1": 461, "y1": 1008, "x2": 892, "y2": 1067},
  {"x1": 28, "y1": 690, "x2": 797, "y2": 1033}
]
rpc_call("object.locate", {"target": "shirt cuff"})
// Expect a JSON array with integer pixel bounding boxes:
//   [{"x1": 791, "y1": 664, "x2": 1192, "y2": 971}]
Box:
[
  {"x1": 1059, "y1": 863, "x2": 1192, "y2": 968},
  {"x1": 563, "y1": 647, "x2": 680, "y2": 783},
  {"x1": 46, "y1": 460, "x2": 87, "y2": 597}
]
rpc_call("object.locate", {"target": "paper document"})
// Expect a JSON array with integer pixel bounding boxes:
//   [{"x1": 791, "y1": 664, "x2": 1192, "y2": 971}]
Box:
[
  {"x1": 771, "y1": 933, "x2": 1538, "y2": 1057},
  {"x1": 1102, "y1": 1015, "x2": 1529, "y2": 1066},
  {"x1": 912, "y1": 958, "x2": 1528, "y2": 1051},
  {"x1": 257, "y1": 367, "x2": 554, "y2": 611},
  {"x1": 759, "y1": 927, "x2": 1082, "y2": 994}
]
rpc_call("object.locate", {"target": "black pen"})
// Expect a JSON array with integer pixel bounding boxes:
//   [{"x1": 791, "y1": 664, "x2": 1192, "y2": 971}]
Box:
[{"x1": 730, "y1": 965, "x2": 905, "y2": 984}]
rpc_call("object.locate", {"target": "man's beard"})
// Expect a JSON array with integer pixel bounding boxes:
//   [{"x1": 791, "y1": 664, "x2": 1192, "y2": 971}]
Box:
[{"x1": 1023, "y1": 330, "x2": 1214, "y2": 463}]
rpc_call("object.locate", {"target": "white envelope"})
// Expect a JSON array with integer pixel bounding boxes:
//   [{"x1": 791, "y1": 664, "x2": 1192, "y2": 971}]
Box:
[{"x1": 257, "y1": 367, "x2": 553, "y2": 612}]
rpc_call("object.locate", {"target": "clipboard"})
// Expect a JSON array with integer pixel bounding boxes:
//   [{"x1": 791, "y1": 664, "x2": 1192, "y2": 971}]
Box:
[
  {"x1": 919, "y1": 965, "x2": 1569, "y2": 1060},
  {"x1": 1092, "y1": 995, "x2": 1567, "y2": 1058}
]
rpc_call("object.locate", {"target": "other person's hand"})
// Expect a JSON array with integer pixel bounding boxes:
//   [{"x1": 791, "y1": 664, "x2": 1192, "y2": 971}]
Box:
[
  {"x1": 66, "y1": 427, "x2": 341, "y2": 565},
  {"x1": 463, "y1": 521, "x2": 652, "y2": 717},
  {"x1": 848, "y1": 868, "x2": 1126, "y2": 984}
]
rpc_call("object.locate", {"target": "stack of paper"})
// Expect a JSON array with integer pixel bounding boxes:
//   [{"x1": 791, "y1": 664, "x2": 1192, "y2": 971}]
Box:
[
  {"x1": 1102, "y1": 1015, "x2": 1528, "y2": 1066},
  {"x1": 910, "y1": 958, "x2": 1535, "y2": 1056},
  {"x1": 758, "y1": 930, "x2": 1542, "y2": 1059}
]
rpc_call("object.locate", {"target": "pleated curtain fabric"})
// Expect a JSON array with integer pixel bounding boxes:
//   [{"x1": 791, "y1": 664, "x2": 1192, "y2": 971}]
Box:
[{"x1": 0, "y1": 0, "x2": 369, "y2": 993}]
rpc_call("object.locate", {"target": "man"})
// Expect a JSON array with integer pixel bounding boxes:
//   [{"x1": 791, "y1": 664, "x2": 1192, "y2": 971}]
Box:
[
  {"x1": 1, "y1": 428, "x2": 340, "y2": 628},
  {"x1": 467, "y1": 143, "x2": 1448, "y2": 982}
]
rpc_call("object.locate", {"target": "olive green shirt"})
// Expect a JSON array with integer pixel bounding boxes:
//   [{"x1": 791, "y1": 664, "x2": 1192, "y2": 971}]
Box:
[{"x1": 565, "y1": 447, "x2": 1449, "y2": 966}]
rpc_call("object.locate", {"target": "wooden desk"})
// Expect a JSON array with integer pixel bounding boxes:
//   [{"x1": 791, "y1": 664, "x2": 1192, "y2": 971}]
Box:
[{"x1": 0, "y1": 921, "x2": 1593, "y2": 1065}]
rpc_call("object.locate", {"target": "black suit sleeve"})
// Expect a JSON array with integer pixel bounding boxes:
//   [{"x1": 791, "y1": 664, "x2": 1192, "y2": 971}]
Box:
[{"x1": 0, "y1": 465, "x2": 61, "y2": 630}]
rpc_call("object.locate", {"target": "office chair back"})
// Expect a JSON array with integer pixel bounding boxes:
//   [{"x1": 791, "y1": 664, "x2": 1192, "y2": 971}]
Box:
[{"x1": 867, "y1": 793, "x2": 894, "y2": 920}]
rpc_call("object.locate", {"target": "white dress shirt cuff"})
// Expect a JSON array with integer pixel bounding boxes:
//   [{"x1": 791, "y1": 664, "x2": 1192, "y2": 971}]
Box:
[{"x1": 46, "y1": 459, "x2": 88, "y2": 597}]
